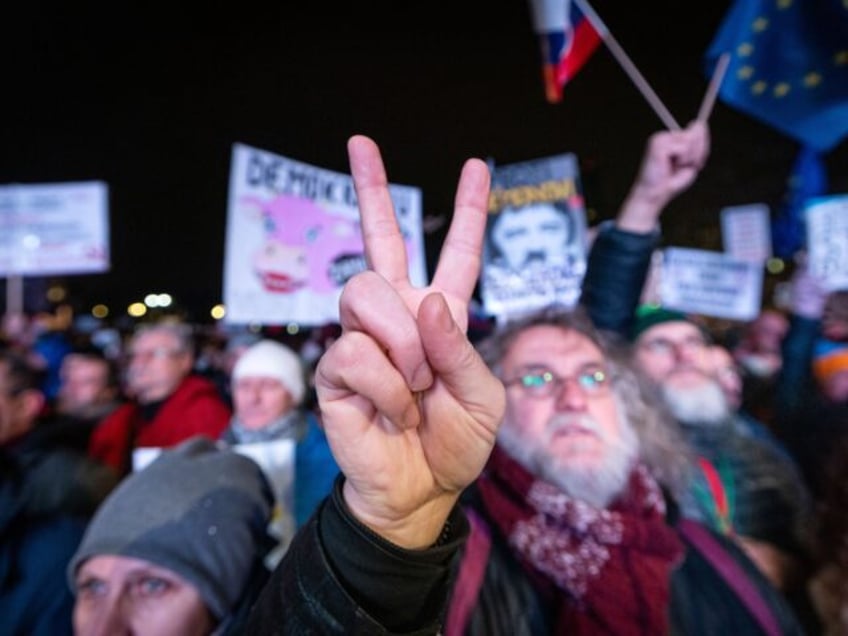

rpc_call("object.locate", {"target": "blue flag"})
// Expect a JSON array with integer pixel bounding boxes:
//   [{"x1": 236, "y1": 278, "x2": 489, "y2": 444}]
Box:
[
  {"x1": 705, "y1": 0, "x2": 848, "y2": 153},
  {"x1": 772, "y1": 145, "x2": 828, "y2": 259}
]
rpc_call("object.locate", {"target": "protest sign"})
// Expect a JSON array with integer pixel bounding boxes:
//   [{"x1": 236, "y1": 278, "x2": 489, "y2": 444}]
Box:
[
  {"x1": 481, "y1": 152, "x2": 588, "y2": 319},
  {"x1": 0, "y1": 181, "x2": 109, "y2": 276},
  {"x1": 720, "y1": 203, "x2": 771, "y2": 263},
  {"x1": 660, "y1": 247, "x2": 763, "y2": 320},
  {"x1": 233, "y1": 438, "x2": 297, "y2": 565},
  {"x1": 223, "y1": 143, "x2": 426, "y2": 325},
  {"x1": 804, "y1": 194, "x2": 848, "y2": 290}
]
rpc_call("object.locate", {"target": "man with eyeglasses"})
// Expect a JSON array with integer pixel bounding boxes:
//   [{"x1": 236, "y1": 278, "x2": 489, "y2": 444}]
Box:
[
  {"x1": 244, "y1": 129, "x2": 810, "y2": 634},
  {"x1": 437, "y1": 305, "x2": 802, "y2": 634},
  {"x1": 625, "y1": 306, "x2": 813, "y2": 594},
  {"x1": 579, "y1": 123, "x2": 813, "y2": 600},
  {"x1": 89, "y1": 322, "x2": 231, "y2": 476}
]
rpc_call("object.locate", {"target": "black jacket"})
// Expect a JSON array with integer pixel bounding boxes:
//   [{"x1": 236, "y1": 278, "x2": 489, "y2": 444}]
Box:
[
  {"x1": 0, "y1": 451, "x2": 88, "y2": 636},
  {"x1": 246, "y1": 478, "x2": 468, "y2": 634}
]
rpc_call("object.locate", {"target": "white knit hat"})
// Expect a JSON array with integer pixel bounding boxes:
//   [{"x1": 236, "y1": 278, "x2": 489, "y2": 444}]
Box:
[{"x1": 232, "y1": 340, "x2": 305, "y2": 405}]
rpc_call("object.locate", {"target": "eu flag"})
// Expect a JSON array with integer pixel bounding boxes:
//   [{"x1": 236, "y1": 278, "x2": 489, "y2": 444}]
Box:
[
  {"x1": 529, "y1": 0, "x2": 602, "y2": 104},
  {"x1": 705, "y1": 0, "x2": 848, "y2": 153},
  {"x1": 772, "y1": 144, "x2": 828, "y2": 258}
]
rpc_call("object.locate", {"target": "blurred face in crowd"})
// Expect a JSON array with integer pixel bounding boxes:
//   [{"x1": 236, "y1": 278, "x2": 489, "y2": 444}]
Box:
[
  {"x1": 0, "y1": 360, "x2": 43, "y2": 445},
  {"x1": 709, "y1": 345, "x2": 743, "y2": 411},
  {"x1": 74, "y1": 555, "x2": 214, "y2": 636},
  {"x1": 496, "y1": 325, "x2": 637, "y2": 508},
  {"x1": 820, "y1": 370, "x2": 848, "y2": 404},
  {"x1": 634, "y1": 321, "x2": 729, "y2": 423},
  {"x1": 822, "y1": 291, "x2": 848, "y2": 341},
  {"x1": 491, "y1": 203, "x2": 571, "y2": 271},
  {"x1": 232, "y1": 376, "x2": 294, "y2": 429},
  {"x1": 57, "y1": 354, "x2": 115, "y2": 417},
  {"x1": 125, "y1": 331, "x2": 193, "y2": 404},
  {"x1": 747, "y1": 310, "x2": 788, "y2": 354}
]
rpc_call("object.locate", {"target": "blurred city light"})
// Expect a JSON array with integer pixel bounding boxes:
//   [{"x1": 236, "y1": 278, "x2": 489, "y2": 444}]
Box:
[
  {"x1": 46, "y1": 285, "x2": 67, "y2": 302},
  {"x1": 766, "y1": 258, "x2": 785, "y2": 275},
  {"x1": 128, "y1": 302, "x2": 147, "y2": 317}
]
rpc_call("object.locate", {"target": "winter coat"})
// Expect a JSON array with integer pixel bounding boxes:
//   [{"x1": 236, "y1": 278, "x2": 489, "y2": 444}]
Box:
[{"x1": 89, "y1": 374, "x2": 231, "y2": 475}]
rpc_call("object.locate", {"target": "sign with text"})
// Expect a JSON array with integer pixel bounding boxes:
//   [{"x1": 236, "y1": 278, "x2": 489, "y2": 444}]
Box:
[
  {"x1": 481, "y1": 152, "x2": 588, "y2": 320},
  {"x1": 0, "y1": 181, "x2": 109, "y2": 276},
  {"x1": 805, "y1": 194, "x2": 848, "y2": 290},
  {"x1": 660, "y1": 247, "x2": 763, "y2": 320},
  {"x1": 223, "y1": 143, "x2": 426, "y2": 325},
  {"x1": 720, "y1": 203, "x2": 771, "y2": 263}
]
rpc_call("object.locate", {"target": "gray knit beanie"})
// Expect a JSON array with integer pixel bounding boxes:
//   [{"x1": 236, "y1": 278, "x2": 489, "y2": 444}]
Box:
[{"x1": 68, "y1": 437, "x2": 273, "y2": 620}]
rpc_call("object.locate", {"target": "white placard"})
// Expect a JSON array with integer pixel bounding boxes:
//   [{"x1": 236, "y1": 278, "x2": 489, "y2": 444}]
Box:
[
  {"x1": 720, "y1": 203, "x2": 771, "y2": 263},
  {"x1": 233, "y1": 438, "x2": 297, "y2": 563},
  {"x1": 660, "y1": 247, "x2": 763, "y2": 321},
  {"x1": 223, "y1": 143, "x2": 426, "y2": 326},
  {"x1": 804, "y1": 194, "x2": 848, "y2": 290},
  {"x1": 0, "y1": 181, "x2": 109, "y2": 276}
]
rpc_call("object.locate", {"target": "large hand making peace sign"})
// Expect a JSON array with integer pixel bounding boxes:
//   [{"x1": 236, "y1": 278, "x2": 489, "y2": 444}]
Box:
[{"x1": 314, "y1": 136, "x2": 505, "y2": 549}]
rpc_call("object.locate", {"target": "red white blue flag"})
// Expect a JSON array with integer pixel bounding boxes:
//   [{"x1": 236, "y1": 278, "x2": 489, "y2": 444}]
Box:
[{"x1": 529, "y1": 0, "x2": 602, "y2": 103}]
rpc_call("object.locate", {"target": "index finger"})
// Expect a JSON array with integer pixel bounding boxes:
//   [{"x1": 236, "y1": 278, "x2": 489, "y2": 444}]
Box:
[
  {"x1": 431, "y1": 158, "x2": 490, "y2": 301},
  {"x1": 347, "y1": 135, "x2": 409, "y2": 286}
]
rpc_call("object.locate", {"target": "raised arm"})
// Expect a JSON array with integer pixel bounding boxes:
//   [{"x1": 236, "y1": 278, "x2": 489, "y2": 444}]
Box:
[
  {"x1": 615, "y1": 120, "x2": 710, "y2": 233},
  {"x1": 581, "y1": 121, "x2": 710, "y2": 335},
  {"x1": 315, "y1": 135, "x2": 505, "y2": 549}
]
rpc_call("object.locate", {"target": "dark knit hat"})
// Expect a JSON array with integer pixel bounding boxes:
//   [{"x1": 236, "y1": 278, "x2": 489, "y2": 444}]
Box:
[
  {"x1": 68, "y1": 437, "x2": 273, "y2": 620},
  {"x1": 630, "y1": 304, "x2": 692, "y2": 342}
]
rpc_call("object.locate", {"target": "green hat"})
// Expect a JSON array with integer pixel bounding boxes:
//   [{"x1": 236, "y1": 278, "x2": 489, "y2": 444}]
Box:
[{"x1": 630, "y1": 304, "x2": 691, "y2": 342}]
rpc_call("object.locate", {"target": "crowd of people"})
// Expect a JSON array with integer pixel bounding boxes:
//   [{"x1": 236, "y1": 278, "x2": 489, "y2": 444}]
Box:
[{"x1": 2, "y1": 124, "x2": 846, "y2": 634}]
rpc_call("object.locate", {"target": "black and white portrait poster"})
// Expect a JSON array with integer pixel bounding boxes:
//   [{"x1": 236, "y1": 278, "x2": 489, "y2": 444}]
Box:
[{"x1": 482, "y1": 152, "x2": 588, "y2": 320}]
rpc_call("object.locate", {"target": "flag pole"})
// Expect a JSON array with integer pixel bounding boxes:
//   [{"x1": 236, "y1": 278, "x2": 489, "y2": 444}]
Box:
[
  {"x1": 697, "y1": 52, "x2": 730, "y2": 122},
  {"x1": 572, "y1": 0, "x2": 681, "y2": 131}
]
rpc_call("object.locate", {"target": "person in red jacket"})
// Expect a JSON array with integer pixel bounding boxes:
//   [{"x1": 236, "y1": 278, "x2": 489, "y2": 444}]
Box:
[{"x1": 89, "y1": 322, "x2": 230, "y2": 476}]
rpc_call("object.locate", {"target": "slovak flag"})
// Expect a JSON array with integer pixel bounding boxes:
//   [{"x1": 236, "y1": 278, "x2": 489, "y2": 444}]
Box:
[{"x1": 530, "y1": 0, "x2": 602, "y2": 103}]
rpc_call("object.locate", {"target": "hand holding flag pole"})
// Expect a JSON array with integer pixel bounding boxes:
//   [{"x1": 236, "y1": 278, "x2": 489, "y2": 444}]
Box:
[{"x1": 572, "y1": 0, "x2": 681, "y2": 131}]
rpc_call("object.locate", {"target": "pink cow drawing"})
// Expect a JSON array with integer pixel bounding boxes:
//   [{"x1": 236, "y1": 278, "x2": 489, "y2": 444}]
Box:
[{"x1": 242, "y1": 195, "x2": 366, "y2": 294}]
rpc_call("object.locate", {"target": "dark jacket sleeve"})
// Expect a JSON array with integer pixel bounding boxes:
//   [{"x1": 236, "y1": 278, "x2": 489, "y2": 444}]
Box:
[
  {"x1": 580, "y1": 221, "x2": 660, "y2": 337},
  {"x1": 245, "y1": 478, "x2": 469, "y2": 635},
  {"x1": 775, "y1": 313, "x2": 821, "y2": 415}
]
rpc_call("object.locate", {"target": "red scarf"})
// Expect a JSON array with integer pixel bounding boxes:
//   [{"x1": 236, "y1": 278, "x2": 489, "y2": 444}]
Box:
[{"x1": 476, "y1": 446, "x2": 684, "y2": 635}]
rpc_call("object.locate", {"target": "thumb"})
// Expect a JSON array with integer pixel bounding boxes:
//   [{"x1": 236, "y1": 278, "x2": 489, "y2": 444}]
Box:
[{"x1": 417, "y1": 292, "x2": 504, "y2": 428}]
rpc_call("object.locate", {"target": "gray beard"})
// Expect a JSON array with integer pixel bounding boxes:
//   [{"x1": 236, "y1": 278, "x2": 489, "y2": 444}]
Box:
[
  {"x1": 661, "y1": 380, "x2": 730, "y2": 425},
  {"x1": 497, "y1": 412, "x2": 638, "y2": 509}
]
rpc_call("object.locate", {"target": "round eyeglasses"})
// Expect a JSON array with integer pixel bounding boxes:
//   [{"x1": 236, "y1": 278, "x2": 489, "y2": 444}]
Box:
[{"x1": 503, "y1": 365, "x2": 611, "y2": 399}]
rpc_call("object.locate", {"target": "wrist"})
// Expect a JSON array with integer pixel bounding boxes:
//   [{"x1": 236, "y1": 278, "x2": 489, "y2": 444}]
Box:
[
  {"x1": 616, "y1": 191, "x2": 667, "y2": 234},
  {"x1": 342, "y1": 480, "x2": 458, "y2": 550}
]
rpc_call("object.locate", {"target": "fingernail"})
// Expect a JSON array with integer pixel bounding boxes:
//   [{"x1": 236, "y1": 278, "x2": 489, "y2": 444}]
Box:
[
  {"x1": 410, "y1": 362, "x2": 433, "y2": 392},
  {"x1": 436, "y1": 294, "x2": 455, "y2": 333}
]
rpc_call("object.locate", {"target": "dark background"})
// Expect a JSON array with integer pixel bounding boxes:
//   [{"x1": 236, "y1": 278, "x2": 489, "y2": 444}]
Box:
[{"x1": 2, "y1": 1, "x2": 847, "y2": 324}]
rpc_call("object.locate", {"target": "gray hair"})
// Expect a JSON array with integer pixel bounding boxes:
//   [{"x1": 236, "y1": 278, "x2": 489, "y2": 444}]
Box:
[
  {"x1": 131, "y1": 321, "x2": 196, "y2": 357},
  {"x1": 476, "y1": 304, "x2": 694, "y2": 502}
]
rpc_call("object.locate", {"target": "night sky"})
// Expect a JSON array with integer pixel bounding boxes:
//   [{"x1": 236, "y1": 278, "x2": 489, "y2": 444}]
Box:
[{"x1": 3, "y1": 1, "x2": 847, "y2": 323}]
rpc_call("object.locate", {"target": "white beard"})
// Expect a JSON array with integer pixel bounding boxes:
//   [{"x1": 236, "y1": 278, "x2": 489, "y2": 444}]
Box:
[
  {"x1": 661, "y1": 379, "x2": 730, "y2": 425},
  {"x1": 498, "y1": 411, "x2": 639, "y2": 509}
]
